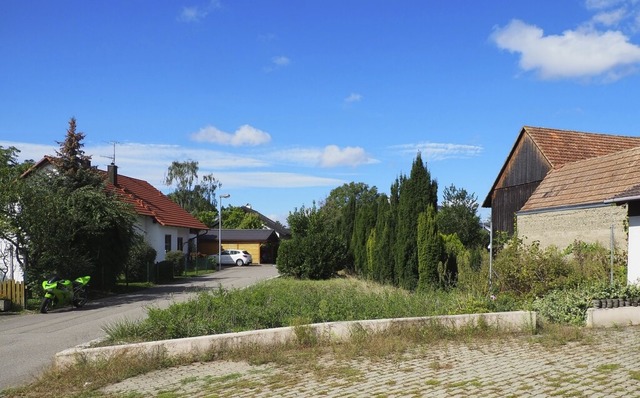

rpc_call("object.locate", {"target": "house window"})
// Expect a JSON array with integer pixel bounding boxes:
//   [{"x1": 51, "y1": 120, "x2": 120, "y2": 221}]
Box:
[
  {"x1": 177, "y1": 237, "x2": 184, "y2": 252},
  {"x1": 165, "y1": 234, "x2": 171, "y2": 253}
]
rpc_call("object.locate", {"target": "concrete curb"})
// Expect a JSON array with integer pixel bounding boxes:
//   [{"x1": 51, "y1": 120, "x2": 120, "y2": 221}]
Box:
[
  {"x1": 586, "y1": 307, "x2": 640, "y2": 327},
  {"x1": 55, "y1": 311, "x2": 536, "y2": 367}
]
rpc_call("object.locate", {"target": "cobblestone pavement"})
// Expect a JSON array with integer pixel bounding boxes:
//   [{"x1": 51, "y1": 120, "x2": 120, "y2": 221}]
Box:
[{"x1": 101, "y1": 326, "x2": 640, "y2": 397}]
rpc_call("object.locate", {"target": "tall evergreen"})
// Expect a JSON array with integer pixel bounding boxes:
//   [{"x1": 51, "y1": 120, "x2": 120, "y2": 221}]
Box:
[
  {"x1": 394, "y1": 153, "x2": 438, "y2": 290},
  {"x1": 418, "y1": 205, "x2": 442, "y2": 290},
  {"x1": 373, "y1": 193, "x2": 393, "y2": 284},
  {"x1": 52, "y1": 117, "x2": 100, "y2": 188},
  {"x1": 351, "y1": 195, "x2": 378, "y2": 277}
]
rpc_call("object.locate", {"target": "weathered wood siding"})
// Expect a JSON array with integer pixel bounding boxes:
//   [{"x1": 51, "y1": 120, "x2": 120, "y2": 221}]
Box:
[
  {"x1": 490, "y1": 133, "x2": 551, "y2": 235},
  {"x1": 492, "y1": 182, "x2": 541, "y2": 235}
]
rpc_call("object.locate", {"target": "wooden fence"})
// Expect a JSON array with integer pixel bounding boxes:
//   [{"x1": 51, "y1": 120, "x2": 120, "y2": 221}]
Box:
[{"x1": 0, "y1": 280, "x2": 25, "y2": 309}]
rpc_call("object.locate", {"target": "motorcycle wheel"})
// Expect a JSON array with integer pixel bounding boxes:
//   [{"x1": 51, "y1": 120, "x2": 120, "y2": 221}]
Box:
[
  {"x1": 73, "y1": 289, "x2": 88, "y2": 308},
  {"x1": 40, "y1": 298, "x2": 52, "y2": 314}
]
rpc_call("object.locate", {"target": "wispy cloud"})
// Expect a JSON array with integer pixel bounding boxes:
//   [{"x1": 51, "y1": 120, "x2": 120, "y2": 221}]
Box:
[
  {"x1": 190, "y1": 124, "x2": 272, "y2": 146},
  {"x1": 209, "y1": 171, "x2": 343, "y2": 188},
  {"x1": 3, "y1": 139, "x2": 343, "y2": 191},
  {"x1": 586, "y1": 0, "x2": 625, "y2": 10},
  {"x1": 491, "y1": 1, "x2": 640, "y2": 81},
  {"x1": 264, "y1": 55, "x2": 291, "y2": 72},
  {"x1": 178, "y1": 0, "x2": 221, "y2": 23},
  {"x1": 272, "y1": 56, "x2": 290, "y2": 66},
  {"x1": 274, "y1": 145, "x2": 378, "y2": 168},
  {"x1": 391, "y1": 142, "x2": 483, "y2": 161},
  {"x1": 344, "y1": 92, "x2": 363, "y2": 103}
]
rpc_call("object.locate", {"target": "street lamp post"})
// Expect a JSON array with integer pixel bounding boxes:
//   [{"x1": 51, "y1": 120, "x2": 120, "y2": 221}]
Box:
[
  {"x1": 218, "y1": 193, "x2": 230, "y2": 271},
  {"x1": 483, "y1": 217, "x2": 493, "y2": 294}
]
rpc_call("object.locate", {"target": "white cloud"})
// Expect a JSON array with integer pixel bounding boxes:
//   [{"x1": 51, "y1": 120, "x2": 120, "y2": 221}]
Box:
[
  {"x1": 264, "y1": 56, "x2": 291, "y2": 72},
  {"x1": 271, "y1": 56, "x2": 290, "y2": 66},
  {"x1": 0, "y1": 141, "x2": 57, "y2": 162},
  {"x1": 344, "y1": 93, "x2": 363, "y2": 103},
  {"x1": 274, "y1": 145, "x2": 378, "y2": 168},
  {"x1": 210, "y1": 171, "x2": 343, "y2": 188},
  {"x1": 586, "y1": 0, "x2": 625, "y2": 10},
  {"x1": 491, "y1": 19, "x2": 640, "y2": 80},
  {"x1": 592, "y1": 8, "x2": 628, "y2": 26},
  {"x1": 178, "y1": 0, "x2": 221, "y2": 23},
  {"x1": 391, "y1": 142, "x2": 483, "y2": 161},
  {"x1": 190, "y1": 124, "x2": 272, "y2": 146},
  {"x1": 319, "y1": 145, "x2": 371, "y2": 167}
]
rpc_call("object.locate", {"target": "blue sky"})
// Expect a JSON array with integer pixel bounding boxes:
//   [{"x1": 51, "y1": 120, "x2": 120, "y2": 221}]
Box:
[{"x1": 3, "y1": 0, "x2": 640, "y2": 224}]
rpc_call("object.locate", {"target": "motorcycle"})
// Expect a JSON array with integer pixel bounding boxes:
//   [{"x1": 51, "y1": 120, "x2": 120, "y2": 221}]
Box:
[{"x1": 40, "y1": 275, "x2": 91, "y2": 313}]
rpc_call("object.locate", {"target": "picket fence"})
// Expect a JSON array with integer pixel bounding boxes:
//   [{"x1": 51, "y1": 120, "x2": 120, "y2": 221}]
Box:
[{"x1": 0, "y1": 280, "x2": 25, "y2": 309}]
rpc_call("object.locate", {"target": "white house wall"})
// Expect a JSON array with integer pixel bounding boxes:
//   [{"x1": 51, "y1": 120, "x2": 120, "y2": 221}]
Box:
[
  {"x1": 628, "y1": 216, "x2": 640, "y2": 284},
  {"x1": 135, "y1": 216, "x2": 195, "y2": 262},
  {"x1": 0, "y1": 238, "x2": 23, "y2": 282}
]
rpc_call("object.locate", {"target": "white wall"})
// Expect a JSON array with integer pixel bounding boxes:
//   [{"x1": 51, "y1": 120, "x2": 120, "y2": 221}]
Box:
[
  {"x1": 135, "y1": 216, "x2": 194, "y2": 262},
  {"x1": 628, "y1": 216, "x2": 640, "y2": 284},
  {"x1": 0, "y1": 238, "x2": 23, "y2": 282}
]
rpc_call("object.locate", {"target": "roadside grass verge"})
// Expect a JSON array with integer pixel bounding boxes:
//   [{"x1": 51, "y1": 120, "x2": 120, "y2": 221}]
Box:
[{"x1": 102, "y1": 277, "x2": 521, "y2": 343}]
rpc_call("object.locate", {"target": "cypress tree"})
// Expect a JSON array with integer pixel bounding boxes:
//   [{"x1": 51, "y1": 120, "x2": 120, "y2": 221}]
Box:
[
  {"x1": 394, "y1": 153, "x2": 438, "y2": 290},
  {"x1": 374, "y1": 194, "x2": 394, "y2": 284},
  {"x1": 418, "y1": 205, "x2": 442, "y2": 290},
  {"x1": 351, "y1": 198, "x2": 377, "y2": 277}
]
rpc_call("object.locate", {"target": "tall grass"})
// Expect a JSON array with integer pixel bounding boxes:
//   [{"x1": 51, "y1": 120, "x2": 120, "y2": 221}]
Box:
[{"x1": 104, "y1": 277, "x2": 520, "y2": 343}]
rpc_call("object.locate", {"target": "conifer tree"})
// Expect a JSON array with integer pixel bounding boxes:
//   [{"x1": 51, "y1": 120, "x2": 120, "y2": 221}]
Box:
[
  {"x1": 52, "y1": 117, "x2": 99, "y2": 187},
  {"x1": 418, "y1": 205, "x2": 442, "y2": 290},
  {"x1": 373, "y1": 193, "x2": 393, "y2": 284},
  {"x1": 394, "y1": 153, "x2": 438, "y2": 290},
  {"x1": 351, "y1": 194, "x2": 378, "y2": 277}
]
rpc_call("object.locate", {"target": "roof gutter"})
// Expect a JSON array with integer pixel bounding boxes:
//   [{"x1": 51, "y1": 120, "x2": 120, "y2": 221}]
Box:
[
  {"x1": 604, "y1": 195, "x2": 640, "y2": 204},
  {"x1": 517, "y1": 202, "x2": 609, "y2": 216}
]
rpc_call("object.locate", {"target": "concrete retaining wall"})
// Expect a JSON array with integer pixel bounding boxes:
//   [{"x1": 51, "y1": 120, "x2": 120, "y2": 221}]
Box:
[
  {"x1": 55, "y1": 311, "x2": 536, "y2": 367},
  {"x1": 586, "y1": 307, "x2": 640, "y2": 328}
]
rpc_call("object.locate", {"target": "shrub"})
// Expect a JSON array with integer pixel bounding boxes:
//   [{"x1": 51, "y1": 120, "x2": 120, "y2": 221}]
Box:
[
  {"x1": 492, "y1": 238, "x2": 572, "y2": 298},
  {"x1": 277, "y1": 205, "x2": 348, "y2": 279},
  {"x1": 165, "y1": 251, "x2": 186, "y2": 276},
  {"x1": 124, "y1": 236, "x2": 157, "y2": 282},
  {"x1": 455, "y1": 246, "x2": 490, "y2": 295},
  {"x1": 490, "y1": 237, "x2": 623, "y2": 299}
]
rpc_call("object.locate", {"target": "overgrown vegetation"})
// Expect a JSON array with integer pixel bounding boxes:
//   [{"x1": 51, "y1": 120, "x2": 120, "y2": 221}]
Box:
[{"x1": 104, "y1": 277, "x2": 520, "y2": 343}]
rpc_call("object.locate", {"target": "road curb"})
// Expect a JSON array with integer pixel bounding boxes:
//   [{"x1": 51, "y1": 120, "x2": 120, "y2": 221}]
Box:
[{"x1": 55, "y1": 310, "x2": 536, "y2": 367}]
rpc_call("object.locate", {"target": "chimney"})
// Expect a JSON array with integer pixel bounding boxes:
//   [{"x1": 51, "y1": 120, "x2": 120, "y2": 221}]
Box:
[{"x1": 107, "y1": 163, "x2": 118, "y2": 185}]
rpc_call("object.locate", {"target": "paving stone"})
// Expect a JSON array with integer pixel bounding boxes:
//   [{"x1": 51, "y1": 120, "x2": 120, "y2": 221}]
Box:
[{"x1": 100, "y1": 326, "x2": 640, "y2": 397}]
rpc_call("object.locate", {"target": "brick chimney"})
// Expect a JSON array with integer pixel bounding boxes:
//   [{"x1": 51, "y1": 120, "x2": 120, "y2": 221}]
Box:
[{"x1": 107, "y1": 163, "x2": 118, "y2": 185}]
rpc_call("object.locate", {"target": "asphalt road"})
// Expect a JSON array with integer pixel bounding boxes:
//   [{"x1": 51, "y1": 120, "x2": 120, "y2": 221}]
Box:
[{"x1": 0, "y1": 264, "x2": 279, "y2": 391}]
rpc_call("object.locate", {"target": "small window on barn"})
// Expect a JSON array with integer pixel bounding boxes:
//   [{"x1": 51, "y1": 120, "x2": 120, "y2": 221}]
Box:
[{"x1": 165, "y1": 234, "x2": 171, "y2": 253}]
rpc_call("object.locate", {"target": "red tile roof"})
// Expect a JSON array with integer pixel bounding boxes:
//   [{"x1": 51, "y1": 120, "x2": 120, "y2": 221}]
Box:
[
  {"x1": 525, "y1": 126, "x2": 640, "y2": 167},
  {"x1": 521, "y1": 146, "x2": 640, "y2": 211},
  {"x1": 99, "y1": 170, "x2": 208, "y2": 230},
  {"x1": 483, "y1": 126, "x2": 640, "y2": 207},
  {"x1": 24, "y1": 157, "x2": 208, "y2": 230}
]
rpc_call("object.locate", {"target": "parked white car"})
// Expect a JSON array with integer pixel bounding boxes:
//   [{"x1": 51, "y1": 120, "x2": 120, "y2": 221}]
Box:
[{"x1": 209, "y1": 250, "x2": 253, "y2": 266}]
